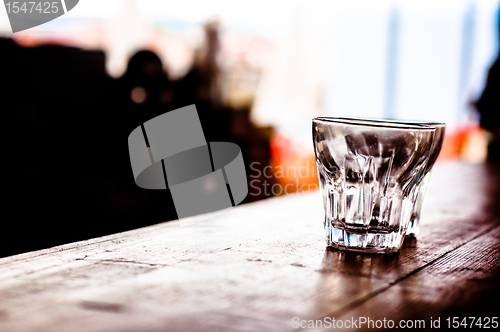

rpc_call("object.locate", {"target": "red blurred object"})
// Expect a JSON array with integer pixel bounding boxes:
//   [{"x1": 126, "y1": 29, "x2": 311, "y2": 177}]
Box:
[
  {"x1": 270, "y1": 133, "x2": 318, "y2": 195},
  {"x1": 438, "y1": 122, "x2": 487, "y2": 162}
]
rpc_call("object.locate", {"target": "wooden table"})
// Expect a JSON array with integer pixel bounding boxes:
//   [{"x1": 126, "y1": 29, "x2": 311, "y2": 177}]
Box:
[{"x1": 1, "y1": 162, "x2": 499, "y2": 331}]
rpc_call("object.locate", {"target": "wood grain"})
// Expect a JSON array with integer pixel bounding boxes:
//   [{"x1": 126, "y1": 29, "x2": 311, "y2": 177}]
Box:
[{"x1": 0, "y1": 162, "x2": 499, "y2": 332}]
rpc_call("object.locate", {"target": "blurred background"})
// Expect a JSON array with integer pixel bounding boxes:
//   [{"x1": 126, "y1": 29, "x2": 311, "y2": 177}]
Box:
[{"x1": 1, "y1": 0, "x2": 499, "y2": 256}]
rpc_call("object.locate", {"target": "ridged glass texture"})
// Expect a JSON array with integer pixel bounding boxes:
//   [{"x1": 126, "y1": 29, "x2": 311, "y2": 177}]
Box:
[
  {"x1": 406, "y1": 123, "x2": 445, "y2": 237},
  {"x1": 313, "y1": 117, "x2": 436, "y2": 254}
]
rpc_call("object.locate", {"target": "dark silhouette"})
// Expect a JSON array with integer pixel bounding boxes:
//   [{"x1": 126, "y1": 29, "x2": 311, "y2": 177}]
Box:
[
  {"x1": 173, "y1": 20, "x2": 221, "y2": 111},
  {"x1": 2, "y1": 38, "x2": 112, "y2": 256},
  {"x1": 101, "y1": 49, "x2": 177, "y2": 233},
  {"x1": 0, "y1": 33, "x2": 273, "y2": 258},
  {"x1": 171, "y1": 20, "x2": 230, "y2": 145},
  {"x1": 475, "y1": 8, "x2": 500, "y2": 162},
  {"x1": 475, "y1": 53, "x2": 500, "y2": 162},
  {"x1": 1, "y1": 42, "x2": 179, "y2": 257}
]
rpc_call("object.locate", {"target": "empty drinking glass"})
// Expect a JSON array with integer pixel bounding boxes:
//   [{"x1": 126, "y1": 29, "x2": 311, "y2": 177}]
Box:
[{"x1": 313, "y1": 117, "x2": 437, "y2": 253}]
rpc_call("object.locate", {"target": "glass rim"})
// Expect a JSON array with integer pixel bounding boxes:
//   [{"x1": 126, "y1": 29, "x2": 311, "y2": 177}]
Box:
[
  {"x1": 313, "y1": 116, "x2": 439, "y2": 130},
  {"x1": 349, "y1": 116, "x2": 445, "y2": 127}
]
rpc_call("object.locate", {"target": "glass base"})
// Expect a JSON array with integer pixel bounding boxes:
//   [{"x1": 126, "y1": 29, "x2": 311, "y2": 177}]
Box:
[{"x1": 327, "y1": 226, "x2": 404, "y2": 254}]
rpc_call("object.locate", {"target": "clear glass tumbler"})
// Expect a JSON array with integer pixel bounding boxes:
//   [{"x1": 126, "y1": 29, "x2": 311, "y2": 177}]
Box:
[{"x1": 312, "y1": 117, "x2": 437, "y2": 254}]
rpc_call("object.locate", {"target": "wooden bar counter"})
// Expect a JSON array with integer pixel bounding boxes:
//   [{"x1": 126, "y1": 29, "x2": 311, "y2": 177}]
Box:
[{"x1": 0, "y1": 162, "x2": 499, "y2": 331}]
